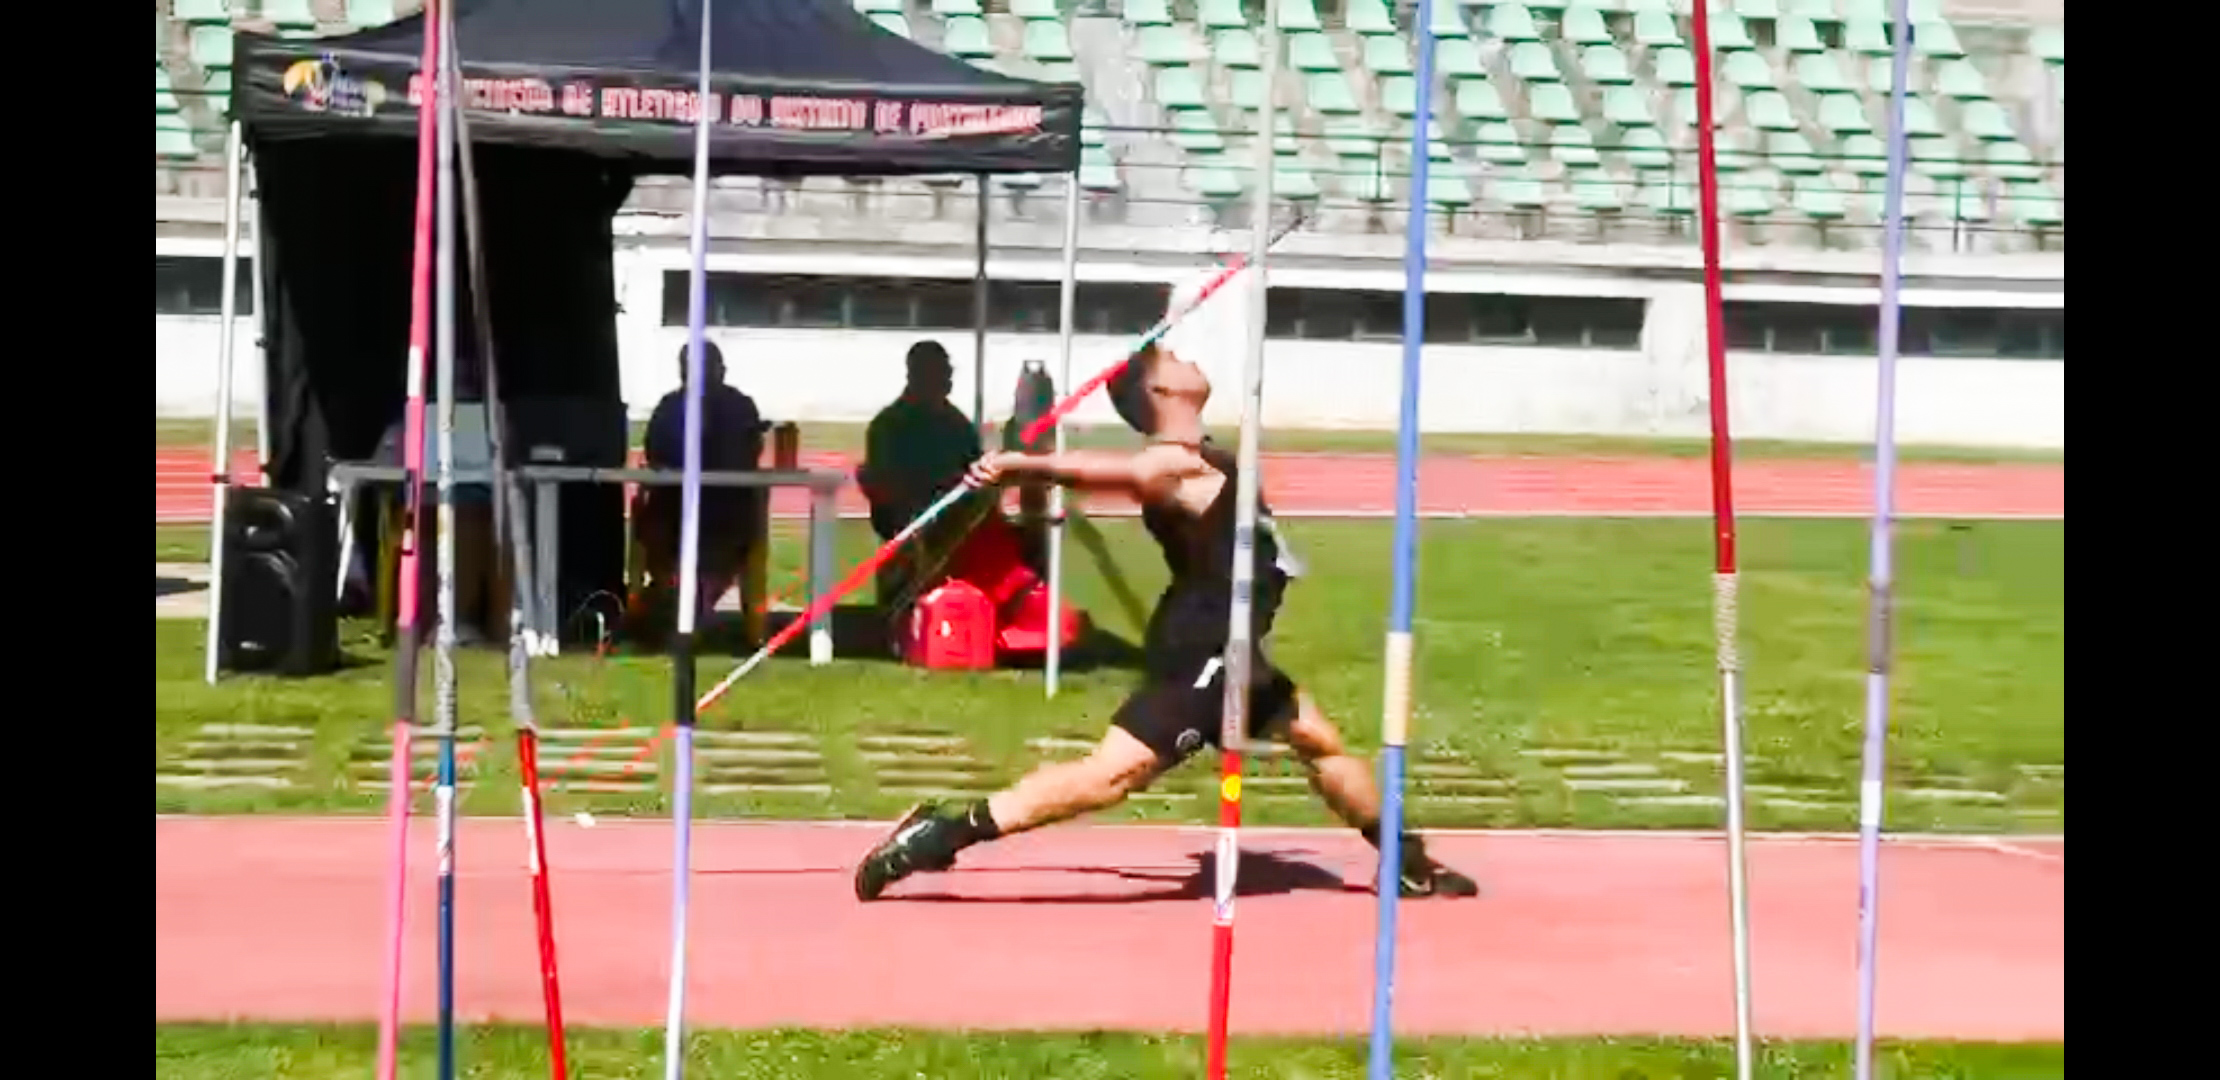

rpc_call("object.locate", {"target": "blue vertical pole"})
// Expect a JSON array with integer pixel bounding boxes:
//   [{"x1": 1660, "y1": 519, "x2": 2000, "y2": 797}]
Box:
[
  {"x1": 662, "y1": 2, "x2": 715, "y2": 1077},
  {"x1": 1854, "y1": 2, "x2": 1914, "y2": 1079},
  {"x1": 430, "y1": 3, "x2": 459, "y2": 1074},
  {"x1": 1368, "y1": 1, "x2": 1433, "y2": 1076}
]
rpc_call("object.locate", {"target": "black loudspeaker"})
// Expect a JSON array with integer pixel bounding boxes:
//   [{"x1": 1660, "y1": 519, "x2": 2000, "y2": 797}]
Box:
[{"x1": 220, "y1": 487, "x2": 339, "y2": 676}]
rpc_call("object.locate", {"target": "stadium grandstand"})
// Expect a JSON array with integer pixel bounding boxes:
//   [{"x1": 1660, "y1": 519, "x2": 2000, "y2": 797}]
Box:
[{"x1": 154, "y1": 0, "x2": 2063, "y2": 446}]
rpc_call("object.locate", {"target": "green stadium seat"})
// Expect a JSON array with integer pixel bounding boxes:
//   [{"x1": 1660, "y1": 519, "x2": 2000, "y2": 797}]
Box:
[
  {"x1": 1011, "y1": 0, "x2": 1062, "y2": 17},
  {"x1": 942, "y1": 17, "x2": 995, "y2": 57},
  {"x1": 159, "y1": 120, "x2": 200, "y2": 159},
  {"x1": 1653, "y1": 47, "x2": 1696, "y2": 87},
  {"x1": 1155, "y1": 67, "x2": 1210, "y2": 109},
  {"x1": 1306, "y1": 72, "x2": 1362, "y2": 113},
  {"x1": 157, "y1": 66, "x2": 182, "y2": 114},
  {"x1": 1171, "y1": 111, "x2": 1227, "y2": 152},
  {"x1": 1381, "y1": 76, "x2": 1420, "y2": 117},
  {"x1": 856, "y1": 0, "x2": 903, "y2": 12},
  {"x1": 1138, "y1": 26, "x2": 1200, "y2": 64},
  {"x1": 1213, "y1": 28, "x2": 1260, "y2": 67},
  {"x1": 1839, "y1": 133, "x2": 1888, "y2": 176},
  {"x1": 1423, "y1": 161, "x2": 1476, "y2": 210},
  {"x1": 1711, "y1": 129, "x2": 1757, "y2": 170},
  {"x1": 1185, "y1": 154, "x2": 1247, "y2": 200},
  {"x1": 1123, "y1": 0, "x2": 1173, "y2": 25},
  {"x1": 1345, "y1": 164, "x2": 1394, "y2": 204},
  {"x1": 1935, "y1": 58, "x2": 1987, "y2": 99},
  {"x1": 1230, "y1": 68, "x2": 1269, "y2": 110},
  {"x1": 2003, "y1": 181, "x2": 2062, "y2": 228},
  {"x1": 1267, "y1": 156, "x2": 1321, "y2": 201},
  {"x1": 1272, "y1": 114, "x2": 1303, "y2": 154},
  {"x1": 1082, "y1": 109, "x2": 1109, "y2": 145},
  {"x1": 1582, "y1": 44, "x2": 1635, "y2": 85},
  {"x1": 1624, "y1": 0, "x2": 1677, "y2": 12},
  {"x1": 1817, "y1": 92, "x2": 1871, "y2": 134},
  {"x1": 1454, "y1": 78, "x2": 1509, "y2": 121},
  {"x1": 869, "y1": 12, "x2": 912, "y2": 37},
  {"x1": 1438, "y1": 38, "x2": 1486, "y2": 78},
  {"x1": 1935, "y1": 178, "x2": 1988, "y2": 223},
  {"x1": 1023, "y1": 20, "x2": 1075, "y2": 61},
  {"x1": 1961, "y1": 100, "x2": 2015, "y2": 141},
  {"x1": 1633, "y1": 10, "x2": 1682, "y2": 48},
  {"x1": 1644, "y1": 175, "x2": 1697, "y2": 215},
  {"x1": 1724, "y1": 50, "x2": 1773, "y2": 90},
  {"x1": 1865, "y1": 56, "x2": 1903, "y2": 94},
  {"x1": 190, "y1": 25, "x2": 234, "y2": 70},
  {"x1": 346, "y1": 0, "x2": 398, "y2": 26},
  {"x1": 264, "y1": 0, "x2": 317, "y2": 29},
  {"x1": 1562, "y1": 5, "x2": 1613, "y2": 45},
  {"x1": 1347, "y1": 0, "x2": 1396, "y2": 35},
  {"x1": 1744, "y1": 91, "x2": 1798, "y2": 131},
  {"x1": 2030, "y1": 26, "x2": 2064, "y2": 65},
  {"x1": 1365, "y1": 35, "x2": 1413, "y2": 76},
  {"x1": 1550, "y1": 124, "x2": 1602, "y2": 169},
  {"x1": 1900, "y1": 96, "x2": 1940, "y2": 137},
  {"x1": 1605, "y1": 85, "x2": 1657, "y2": 126},
  {"x1": 1279, "y1": 0, "x2": 1325, "y2": 32},
  {"x1": 1792, "y1": 175, "x2": 1848, "y2": 220},
  {"x1": 1488, "y1": 3, "x2": 1543, "y2": 41},
  {"x1": 1734, "y1": 0, "x2": 1781, "y2": 17},
  {"x1": 1778, "y1": 16, "x2": 1826, "y2": 52},
  {"x1": 1474, "y1": 121, "x2": 1527, "y2": 163},
  {"x1": 1324, "y1": 115, "x2": 1384, "y2": 158},
  {"x1": 1573, "y1": 171, "x2": 1626, "y2": 211},
  {"x1": 1430, "y1": 3, "x2": 1471, "y2": 39},
  {"x1": 1493, "y1": 169, "x2": 1550, "y2": 210},
  {"x1": 1768, "y1": 131, "x2": 1822, "y2": 174},
  {"x1": 1909, "y1": 135, "x2": 1965, "y2": 178},
  {"x1": 1787, "y1": 0, "x2": 1838, "y2": 19},
  {"x1": 1623, "y1": 126, "x2": 1675, "y2": 170},
  {"x1": 1985, "y1": 141, "x2": 2043, "y2": 182},
  {"x1": 932, "y1": 0, "x2": 983, "y2": 15},
  {"x1": 1725, "y1": 171, "x2": 1777, "y2": 216},
  {"x1": 173, "y1": 0, "x2": 231, "y2": 23},
  {"x1": 1528, "y1": 82, "x2": 1582, "y2": 122},
  {"x1": 1843, "y1": 19, "x2": 1891, "y2": 56},
  {"x1": 1912, "y1": 20, "x2": 1964, "y2": 57},
  {"x1": 1794, "y1": 52, "x2": 1850, "y2": 93},
  {"x1": 1289, "y1": 32, "x2": 1340, "y2": 72},
  {"x1": 1197, "y1": 0, "x2": 1247, "y2": 29},
  {"x1": 1709, "y1": 13, "x2": 1754, "y2": 50},
  {"x1": 1509, "y1": 41, "x2": 1561, "y2": 81}
]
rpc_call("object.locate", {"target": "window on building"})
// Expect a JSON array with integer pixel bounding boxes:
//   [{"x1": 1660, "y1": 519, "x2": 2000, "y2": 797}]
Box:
[
  {"x1": 1721, "y1": 300, "x2": 2063, "y2": 359},
  {"x1": 154, "y1": 255, "x2": 254, "y2": 315}
]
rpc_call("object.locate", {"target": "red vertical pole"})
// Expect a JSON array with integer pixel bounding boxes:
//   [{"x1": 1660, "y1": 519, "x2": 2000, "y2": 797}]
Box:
[
  {"x1": 1204, "y1": 747, "x2": 1243, "y2": 1080},
  {"x1": 517, "y1": 729, "x2": 571, "y2": 1079}
]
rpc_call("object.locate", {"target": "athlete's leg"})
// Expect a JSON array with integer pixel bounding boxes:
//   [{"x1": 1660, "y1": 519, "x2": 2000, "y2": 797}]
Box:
[
  {"x1": 984, "y1": 725, "x2": 1165, "y2": 836},
  {"x1": 1271, "y1": 685, "x2": 1480, "y2": 899}
]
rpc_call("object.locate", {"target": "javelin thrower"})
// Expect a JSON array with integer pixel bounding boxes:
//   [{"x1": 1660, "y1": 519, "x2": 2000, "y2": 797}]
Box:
[{"x1": 855, "y1": 273, "x2": 1480, "y2": 902}]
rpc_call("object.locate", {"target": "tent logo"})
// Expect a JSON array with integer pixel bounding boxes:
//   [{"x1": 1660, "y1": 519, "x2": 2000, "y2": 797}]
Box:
[{"x1": 282, "y1": 56, "x2": 388, "y2": 117}]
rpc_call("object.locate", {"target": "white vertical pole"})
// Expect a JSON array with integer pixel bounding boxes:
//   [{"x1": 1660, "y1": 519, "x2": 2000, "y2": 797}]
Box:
[
  {"x1": 203, "y1": 120, "x2": 245, "y2": 686},
  {"x1": 1044, "y1": 175, "x2": 1081, "y2": 697},
  {"x1": 248, "y1": 156, "x2": 272, "y2": 477}
]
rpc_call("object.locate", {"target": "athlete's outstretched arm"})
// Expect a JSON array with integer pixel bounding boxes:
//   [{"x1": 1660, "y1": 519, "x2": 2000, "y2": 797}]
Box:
[{"x1": 969, "y1": 448, "x2": 1188, "y2": 501}]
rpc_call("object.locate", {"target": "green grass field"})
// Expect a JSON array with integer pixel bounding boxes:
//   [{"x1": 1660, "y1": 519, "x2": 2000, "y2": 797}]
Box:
[
  {"x1": 154, "y1": 417, "x2": 2064, "y2": 464},
  {"x1": 153, "y1": 1024, "x2": 2066, "y2": 1079},
  {"x1": 155, "y1": 516, "x2": 2064, "y2": 833}
]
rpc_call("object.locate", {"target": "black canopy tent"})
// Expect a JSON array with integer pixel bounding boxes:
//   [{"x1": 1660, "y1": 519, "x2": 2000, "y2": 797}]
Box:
[{"x1": 202, "y1": 0, "x2": 1087, "y2": 657}]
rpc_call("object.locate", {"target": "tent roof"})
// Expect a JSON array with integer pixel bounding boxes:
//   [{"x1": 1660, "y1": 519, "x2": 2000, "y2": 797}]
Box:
[{"x1": 236, "y1": 0, "x2": 1081, "y2": 177}]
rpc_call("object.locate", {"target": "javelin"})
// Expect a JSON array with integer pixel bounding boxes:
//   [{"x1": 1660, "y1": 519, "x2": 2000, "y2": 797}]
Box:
[{"x1": 690, "y1": 208, "x2": 1309, "y2": 718}]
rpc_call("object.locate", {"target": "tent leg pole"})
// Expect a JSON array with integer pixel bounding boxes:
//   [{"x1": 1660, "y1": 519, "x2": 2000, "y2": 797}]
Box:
[
  {"x1": 204, "y1": 119, "x2": 245, "y2": 686},
  {"x1": 248, "y1": 153, "x2": 271, "y2": 481},
  {"x1": 1045, "y1": 175, "x2": 1080, "y2": 698},
  {"x1": 972, "y1": 175, "x2": 989, "y2": 430}
]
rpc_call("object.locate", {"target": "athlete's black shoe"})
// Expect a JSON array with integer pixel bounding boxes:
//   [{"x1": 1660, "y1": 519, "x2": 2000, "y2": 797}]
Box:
[
  {"x1": 1387, "y1": 837, "x2": 1481, "y2": 899},
  {"x1": 854, "y1": 802, "x2": 962, "y2": 901}
]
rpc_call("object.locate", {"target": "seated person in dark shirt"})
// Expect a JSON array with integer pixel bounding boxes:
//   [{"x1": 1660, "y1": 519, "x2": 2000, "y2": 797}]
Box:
[
  {"x1": 632, "y1": 341, "x2": 769, "y2": 632},
  {"x1": 858, "y1": 342, "x2": 985, "y2": 608}
]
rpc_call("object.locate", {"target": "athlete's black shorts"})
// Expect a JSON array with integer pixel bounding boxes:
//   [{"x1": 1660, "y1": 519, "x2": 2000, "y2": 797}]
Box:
[{"x1": 1111, "y1": 641, "x2": 1301, "y2": 766}]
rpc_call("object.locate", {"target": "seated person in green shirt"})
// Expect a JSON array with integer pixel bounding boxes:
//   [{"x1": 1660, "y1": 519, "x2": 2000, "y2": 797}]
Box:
[{"x1": 858, "y1": 341, "x2": 983, "y2": 542}]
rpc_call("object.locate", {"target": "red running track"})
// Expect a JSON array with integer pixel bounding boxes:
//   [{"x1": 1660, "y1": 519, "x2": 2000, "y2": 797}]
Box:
[
  {"x1": 154, "y1": 816, "x2": 2063, "y2": 1041},
  {"x1": 155, "y1": 449, "x2": 2064, "y2": 523}
]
